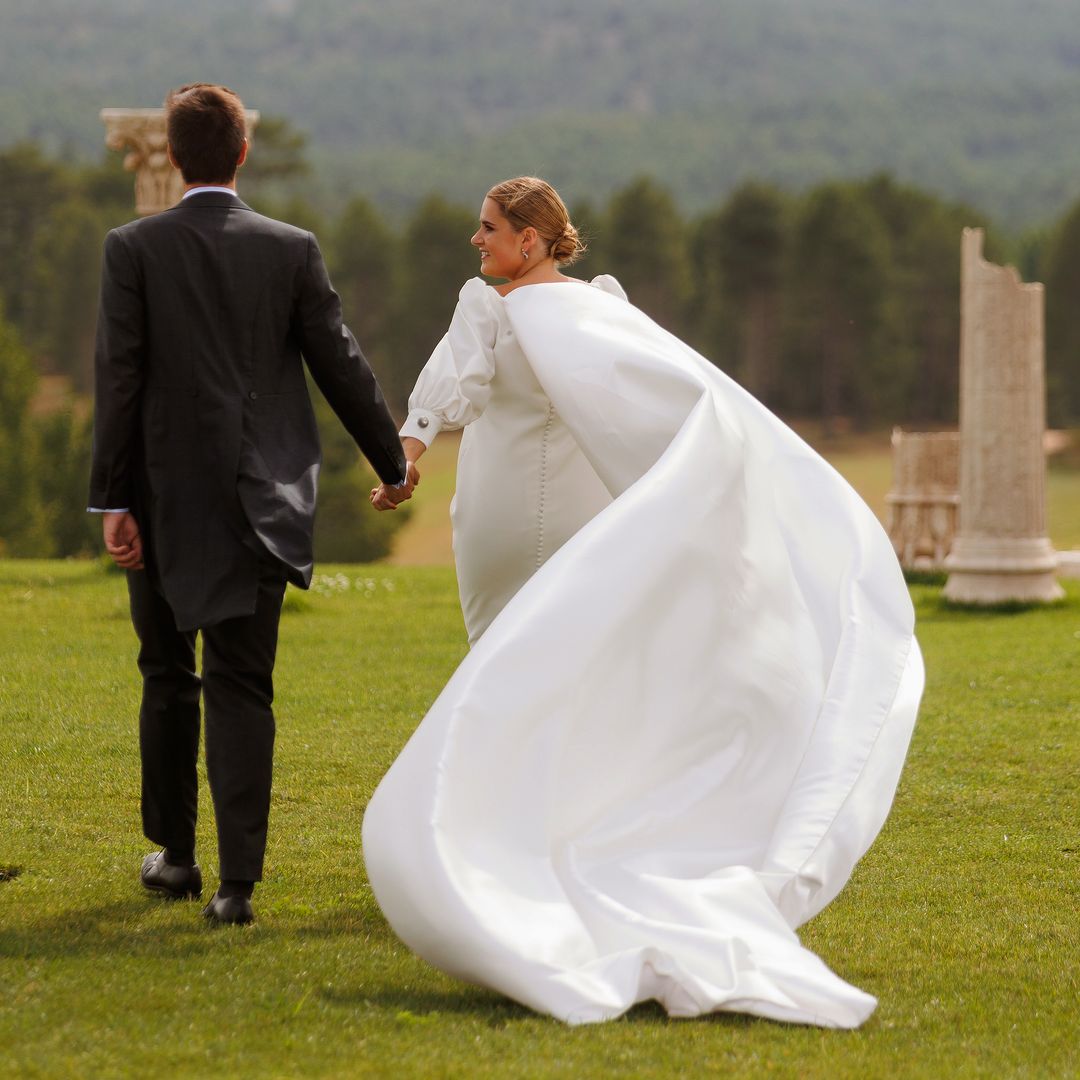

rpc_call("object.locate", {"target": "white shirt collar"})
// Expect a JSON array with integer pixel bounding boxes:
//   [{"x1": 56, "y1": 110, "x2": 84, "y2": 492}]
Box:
[{"x1": 181, "y1": 186, "x2": 239, "y2": 200}]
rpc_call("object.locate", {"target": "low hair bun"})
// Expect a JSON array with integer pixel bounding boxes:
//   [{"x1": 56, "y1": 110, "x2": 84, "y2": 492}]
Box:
[
  {"x1": 551, "y1": 223, "x2": 586, "y2": 267},
  {"x1": 486, "y1": 176, "x2": 586, "y2": 268}
]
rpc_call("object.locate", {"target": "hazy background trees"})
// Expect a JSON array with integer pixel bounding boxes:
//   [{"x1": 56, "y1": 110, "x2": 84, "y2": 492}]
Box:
[
  {"x1": 1045, "y1": 202, "x2": 1080, "y2": 426},
  {"x1": 5, "y1": 0, "x2": 1080, "y2": 232},
  {"x1": 1, "y1": 131, "x2": 1078, "y2": 559},
  {"x1": 0, "y1": 313, "x2": 92, "y2": 558}
]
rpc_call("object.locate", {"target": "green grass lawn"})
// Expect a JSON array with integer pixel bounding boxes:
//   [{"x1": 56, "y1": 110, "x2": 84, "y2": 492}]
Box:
[{"x1": 1, "y1": 561, "x2": 1078, "y2": 1079}]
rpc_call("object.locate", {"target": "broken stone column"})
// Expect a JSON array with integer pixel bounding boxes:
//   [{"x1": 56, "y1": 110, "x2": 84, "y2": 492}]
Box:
[
  {"x1": 943, "y1": 228, "x2": 1063, "y2": 604},
  {"x1": 886, "y1": 429, "x2": 959, "y2": 571},
  {"x1": 101, "y1": 107, "x2": 259, "y2": 217}
]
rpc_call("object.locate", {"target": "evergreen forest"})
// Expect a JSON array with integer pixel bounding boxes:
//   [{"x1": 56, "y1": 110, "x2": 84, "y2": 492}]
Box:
[
  {"x1": 2, "y1": 0, "x2": 1080, "y2": 559},
  {"x1": 2, "y1": 130, "x2": 1080, "y2": 560}
]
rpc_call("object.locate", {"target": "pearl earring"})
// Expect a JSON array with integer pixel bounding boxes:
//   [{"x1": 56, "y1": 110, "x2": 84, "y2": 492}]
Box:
[{"x1": 522, "y1": 249, "x2": 529, "y2": 260}]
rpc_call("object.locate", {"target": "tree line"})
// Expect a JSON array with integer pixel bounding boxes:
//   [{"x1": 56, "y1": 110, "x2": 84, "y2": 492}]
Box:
[{"x1": 1, "y1": 135, "x2": 1078, "y2": 559}]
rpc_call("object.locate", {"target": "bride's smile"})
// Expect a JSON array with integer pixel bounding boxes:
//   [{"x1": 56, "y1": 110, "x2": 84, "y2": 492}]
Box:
[{"x1": 471, "y1": 195, "x2": 544, "y2": 281}]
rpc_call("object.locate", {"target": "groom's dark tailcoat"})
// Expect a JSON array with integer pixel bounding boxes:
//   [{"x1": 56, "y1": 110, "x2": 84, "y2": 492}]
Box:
[
  {"x1": 90, "y1": 191, "x2": 405, "y2": 630},
  {"x1": 89, "y1": 192, "x2": 405, "y2": 880}
]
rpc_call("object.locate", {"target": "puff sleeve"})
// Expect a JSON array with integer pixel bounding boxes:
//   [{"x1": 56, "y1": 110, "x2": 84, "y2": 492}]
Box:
[
  {"x1": 400, "y1": 278, "x2": 499, "y2": 446},
  {"x1": 588, "y1": 274, "x2": 629, "y2": 302}
]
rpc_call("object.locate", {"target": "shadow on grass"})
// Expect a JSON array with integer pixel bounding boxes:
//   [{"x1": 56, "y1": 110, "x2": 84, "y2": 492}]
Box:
[
  {"x1": 322, "y1": 983, "x2": 532, "y2": 1024},
  {"x1": 904, "y1": 569, "x2": 947, "y2": 587},
  {"x1": 623, "y1": 1000, "x2": 771, "y2": 1029},
  {"x1": 0, "y1": 899, "x2": 236, "y2": 960},
  {"x1": 2, "y1": 901, "x2": 817, "y2": 1032},
  {"x1": 912, "y1": 584, "x2": 1077, "y2": 621},
  {"x1": 0, "y1": 898, "x2": 400, "y2": 960},
  {"x1": 284, "y1": 906, "x2": 395, "y2": 940},
  {"x1": 320, "y1": 984, "x2": 776, "y2": 1030},
  {"x1": 939, "y1": 592, "x2": 1074, "y2": 615}
]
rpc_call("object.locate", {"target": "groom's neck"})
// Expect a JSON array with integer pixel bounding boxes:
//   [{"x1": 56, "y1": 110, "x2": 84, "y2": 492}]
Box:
[{"x1": 184, "y1": 178, "x2": 238, "y2": 193}]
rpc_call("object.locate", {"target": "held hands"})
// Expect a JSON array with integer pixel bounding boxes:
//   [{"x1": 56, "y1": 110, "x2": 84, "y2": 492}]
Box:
[
  {"x1": 103, "y1": 511, "x2": 144, "y2": 570},
  {"x1": 370, "y1": 459, "x2": 421, "y2": 511}
]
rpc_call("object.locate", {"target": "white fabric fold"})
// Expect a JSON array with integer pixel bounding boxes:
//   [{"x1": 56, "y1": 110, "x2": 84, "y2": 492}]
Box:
[{"x1": 363, "y1": 280, "x2": 922, "y2": 1027}]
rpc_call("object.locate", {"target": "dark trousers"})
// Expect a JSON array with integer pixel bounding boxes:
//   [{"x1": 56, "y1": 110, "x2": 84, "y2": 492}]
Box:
[{"x1": 128, "y1": 562, "x2": 287, "y2": 881}]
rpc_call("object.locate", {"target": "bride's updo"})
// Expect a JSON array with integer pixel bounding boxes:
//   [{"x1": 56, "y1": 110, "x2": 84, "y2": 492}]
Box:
[{"x1": 486, "y1": 176, "x2": 587, "y2": 267}]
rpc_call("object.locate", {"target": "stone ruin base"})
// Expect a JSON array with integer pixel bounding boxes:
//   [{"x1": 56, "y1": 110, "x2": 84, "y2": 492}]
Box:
[
  {"x1": 944, "y1": 536, "x2": 1064, "y2": 603},
  {"x1": 1056, "y1": 550, "x2": 1080, "y2": 580}
]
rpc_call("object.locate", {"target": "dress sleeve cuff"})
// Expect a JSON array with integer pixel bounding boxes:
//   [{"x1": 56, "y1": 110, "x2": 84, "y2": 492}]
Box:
[{"x1": 399, "y1": 409, "x2": 442, "y2": 447}]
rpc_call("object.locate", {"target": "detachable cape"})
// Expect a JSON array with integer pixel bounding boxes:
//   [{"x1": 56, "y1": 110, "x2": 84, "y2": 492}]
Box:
[{"x1": 363, "y1": 280, "x2": 923, "y2": 1027}]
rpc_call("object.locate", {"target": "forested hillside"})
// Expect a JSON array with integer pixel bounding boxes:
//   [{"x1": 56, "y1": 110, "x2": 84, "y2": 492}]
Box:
[
  {"x1": 3, "y1": 2, "x2": 1080, "y2": 560},
  {"x1": 3, "y1": 0, "x2": 1080, "y2": 226}
]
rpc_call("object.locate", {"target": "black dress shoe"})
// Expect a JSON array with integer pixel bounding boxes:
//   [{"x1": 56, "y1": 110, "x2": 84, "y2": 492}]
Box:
[
  {"x1": 140, "y1": 851, "x2": 203, "y2": 900},
  {"x1": 203, "y1": 890, "x2": 254, "y2": 926}
]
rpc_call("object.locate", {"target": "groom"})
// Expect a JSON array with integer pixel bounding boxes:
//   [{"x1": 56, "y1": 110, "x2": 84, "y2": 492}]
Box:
[{"x1": 89, "y1": 83, "x2": 412, "y2": 925}]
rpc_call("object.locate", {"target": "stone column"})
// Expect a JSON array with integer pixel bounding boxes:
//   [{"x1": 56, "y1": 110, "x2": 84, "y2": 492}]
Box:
[
  {"x1": 886, "y1": 429, "x2": 959, "y2": 571},
  {"x1": 101, "y1": 107, "x2": 259, "y2": 217},
  {"x1": 943, "y1": 228, "x2": 1063, "y2": 603}
]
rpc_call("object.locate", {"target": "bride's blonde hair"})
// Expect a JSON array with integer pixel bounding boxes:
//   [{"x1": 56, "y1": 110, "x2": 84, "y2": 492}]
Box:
[{"x1": 486, "y1": 176, "x2": 586, "y2": 267}]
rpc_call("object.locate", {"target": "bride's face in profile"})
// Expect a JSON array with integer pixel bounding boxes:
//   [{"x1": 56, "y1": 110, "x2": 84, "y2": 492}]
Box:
[{"x1": 471, "y1": 197, "x2": 529, "y2": 279}]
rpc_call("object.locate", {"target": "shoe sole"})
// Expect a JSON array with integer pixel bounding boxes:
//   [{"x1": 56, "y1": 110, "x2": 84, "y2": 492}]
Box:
[
  {"x1": 141, "y1": 879, "x2": 202, "y2": 900},
  {"x1": 203, "y1": 911, "x2": 254, "y2": 926}
]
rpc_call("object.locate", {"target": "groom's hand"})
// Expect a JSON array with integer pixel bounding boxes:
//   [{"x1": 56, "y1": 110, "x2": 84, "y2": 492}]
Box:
[
  {"x1": 370, "y1": 483, "x2": 407, "y2": 510},
  {"x1": 370, "y1": 462, "x2": 419, "y2": 511},
  {"x1": 103, "y1": 511, "x2": 144, "y2": 570}
]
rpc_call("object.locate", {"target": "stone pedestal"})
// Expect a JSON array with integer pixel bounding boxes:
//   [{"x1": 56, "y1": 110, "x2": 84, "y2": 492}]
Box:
[
  {"x1": 101, "y1": 107, "x2": 259, "y2": 217},
  {"x1": 943, "y1": 228, "x2": 1063, "y2": 604},
  {"x1": 887, "y1": 429, "x2": 959, "y2": 570}
]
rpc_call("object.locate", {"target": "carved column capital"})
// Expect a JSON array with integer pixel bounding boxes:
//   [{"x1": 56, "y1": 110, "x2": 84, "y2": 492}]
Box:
[{"x1": 100, "y1": 107, "x2": 260, "y2": 217}]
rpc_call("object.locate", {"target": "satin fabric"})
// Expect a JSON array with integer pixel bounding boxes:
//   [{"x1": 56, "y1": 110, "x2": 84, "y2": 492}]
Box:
[
  {"x1": 364, "y1": 279, "x2": 923, "y2": 1027},
  {"x1": 399, "y1": 277, "x2": 620, "y2": 642}
]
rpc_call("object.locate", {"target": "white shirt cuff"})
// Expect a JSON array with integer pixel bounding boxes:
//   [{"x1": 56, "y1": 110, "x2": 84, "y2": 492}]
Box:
[
  {"x1": 399, "y1": 410, "x2": 442, "y2": 447},
  {"x1": 87, "y1": 507, "x2": 129, "y2": 513}
]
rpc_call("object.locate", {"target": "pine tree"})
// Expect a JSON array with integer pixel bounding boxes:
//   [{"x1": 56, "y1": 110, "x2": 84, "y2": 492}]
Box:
[
  {"x1": 310, "y1": 392, "x2": 409, "y2": 564},
  {"x1": 1045, "y1": 198, "x2": 1080, "y2": 426},
  {"x1": 0, "y1": 144, "x2": 71, "y2": 342},
  {"x1": 29, "y1": 197, "x2": 107, "y2": 393},
  {"x1": 0, "y1": 315, "x2": 51, "y2": 556},
  {"x1": 605, "y1": 178, "x2": 689, "y2": 331},
  {"x1": 388, "y1": 195, "x2": 477, "y2": 412},
  {"x1": 567, "y1": 198, "x2": 605, "y2": 281},
  {"x1": 694, "y1": 183, "x2": 787, "y2": 403},
  {"x1": 35, "y1": 406, "x2": 96, "y2": 557},
  {"x1": 331, "y1": 194, "x2": 396, "y2": 385},
  {"x1": 788, "y1": 183, "x2": 892, "y2": 434}
]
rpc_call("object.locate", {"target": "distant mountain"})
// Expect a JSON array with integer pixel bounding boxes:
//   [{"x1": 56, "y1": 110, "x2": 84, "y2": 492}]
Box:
[{"x1": 3, "y1": 0, "x2": 1080, "y2": 226}]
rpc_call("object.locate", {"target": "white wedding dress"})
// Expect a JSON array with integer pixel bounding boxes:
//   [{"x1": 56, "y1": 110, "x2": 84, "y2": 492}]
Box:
[{"x1": 362, "y1": 276, "x2": 923, "y2": 1027}]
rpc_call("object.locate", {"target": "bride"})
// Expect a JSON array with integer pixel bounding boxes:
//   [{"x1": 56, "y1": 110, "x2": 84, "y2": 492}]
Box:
[{"x1": 364, "y1": 176, "x2": 924, "y2": 1027}]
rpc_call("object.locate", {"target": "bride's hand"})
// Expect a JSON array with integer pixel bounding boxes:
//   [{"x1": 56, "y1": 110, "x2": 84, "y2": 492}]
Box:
[
  {"x1": 371, "y1": 460, "x2": 420, "y2": 511},
  {"x1": 371, "y1": 480, "x2": 414, "y2": 511},
  {"x1": 370, "y1": 483, "x2": 395, "y2": 511}
]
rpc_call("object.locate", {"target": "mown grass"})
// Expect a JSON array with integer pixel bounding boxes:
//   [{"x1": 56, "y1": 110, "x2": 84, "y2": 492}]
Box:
[{"x1": 1, "y1": 561, "x2": 1078, "y2": 1079}]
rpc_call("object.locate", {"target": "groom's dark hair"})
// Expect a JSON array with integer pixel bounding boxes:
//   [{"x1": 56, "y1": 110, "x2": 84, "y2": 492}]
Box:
[{"x1": 165, "y1": 83, "x2": 247, "y2": 184}]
